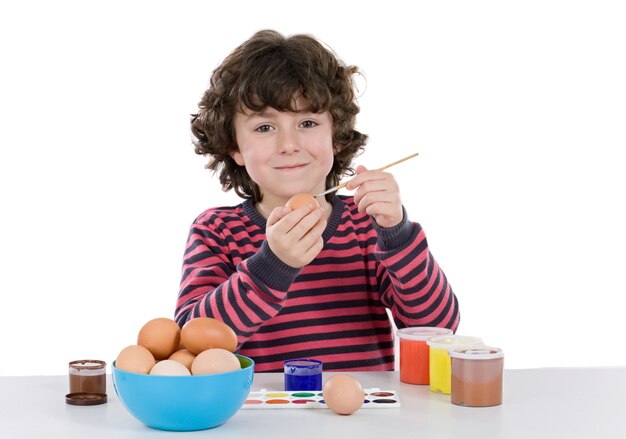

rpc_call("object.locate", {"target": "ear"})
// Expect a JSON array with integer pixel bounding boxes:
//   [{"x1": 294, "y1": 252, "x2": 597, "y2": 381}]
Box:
[{"x1": 230, "y1": 150, "x2": 245, "y2": 166}]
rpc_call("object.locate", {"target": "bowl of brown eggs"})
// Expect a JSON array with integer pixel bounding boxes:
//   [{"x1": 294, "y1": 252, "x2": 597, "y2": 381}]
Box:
[{"x1": 112, "y1": 317, "x2": 254, "y2": 431}]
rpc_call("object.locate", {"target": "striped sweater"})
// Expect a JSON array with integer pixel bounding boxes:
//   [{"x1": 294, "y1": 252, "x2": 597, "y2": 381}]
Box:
[{"x1": 175, "y1": 195, "x2": 459, "y2": 372}]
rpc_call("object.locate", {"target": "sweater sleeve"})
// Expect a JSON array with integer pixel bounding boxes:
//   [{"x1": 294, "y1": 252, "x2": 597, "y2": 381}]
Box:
[
  {"x1": 372, "y1": 210, "x2": 460, "y2": 331},
  {"x1": 174, "y1": 214, "x2": 301, "y2": 348}
]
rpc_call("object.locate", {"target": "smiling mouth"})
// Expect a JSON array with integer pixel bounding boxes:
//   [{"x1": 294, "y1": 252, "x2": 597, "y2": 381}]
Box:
[{"x1": 275, "y1": 164, "x2": 307, "y2": 170}]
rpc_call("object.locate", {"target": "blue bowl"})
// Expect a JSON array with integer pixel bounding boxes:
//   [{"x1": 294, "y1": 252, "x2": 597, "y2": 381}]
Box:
[{"x1": 112, "y1": 355, "x2": 254, "y2": 431}]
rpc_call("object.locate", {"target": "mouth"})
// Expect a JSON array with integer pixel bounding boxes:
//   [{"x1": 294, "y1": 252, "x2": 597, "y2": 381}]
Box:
[{"x1": 275, "y1": 163, "x2": 308, "y2": 171}]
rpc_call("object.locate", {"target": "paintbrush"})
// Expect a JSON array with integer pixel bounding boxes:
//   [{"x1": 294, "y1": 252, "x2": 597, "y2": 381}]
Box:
[{"x1": 315, "y1": 152, "x2": 420, "y2": 197}]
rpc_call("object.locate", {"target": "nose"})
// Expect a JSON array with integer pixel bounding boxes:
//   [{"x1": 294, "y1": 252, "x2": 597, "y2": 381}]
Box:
[{"x1": 278, "y1": 129, "x2": 300, "y2": 154}]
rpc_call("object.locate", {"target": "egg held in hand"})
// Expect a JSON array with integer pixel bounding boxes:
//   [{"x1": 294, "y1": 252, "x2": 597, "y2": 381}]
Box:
[
  {"x1": 323, "y1": 374, "x2": 364, "y2": 415},
  {"x1": 285, "y1": 193, "x2": 319, "y2": 210}
]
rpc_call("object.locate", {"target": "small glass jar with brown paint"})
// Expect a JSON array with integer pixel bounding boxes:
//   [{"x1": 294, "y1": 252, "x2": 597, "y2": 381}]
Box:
[{"x1": 449, "y1": 346, "x2": 504, "y2": 407}]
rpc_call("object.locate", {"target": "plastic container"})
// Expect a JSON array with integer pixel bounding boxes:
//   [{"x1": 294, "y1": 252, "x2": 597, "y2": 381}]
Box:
[
  {"x1": 112, "y1": 355, "x2": 254, "y2": 431},
  {"x1": 397, "y1": 327, "x2": 453, "y2": 385},
  {"x1": 284, "y1": 359, "x2": 323, "y2": 391},
  {"x1": 66, "y1": 360, "x2": 107, "y2": 406},
  {"x1": 426, "y1": 335, "x2": 483, "y2": 394},
  {"x1": 450, "y1": 345, "x2": 504, "y2": 407}
]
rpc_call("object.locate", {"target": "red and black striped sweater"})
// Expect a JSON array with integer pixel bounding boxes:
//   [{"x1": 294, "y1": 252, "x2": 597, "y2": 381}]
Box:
[{"x1": 175, "y1": 195, "x2": 459, "y2": 372}]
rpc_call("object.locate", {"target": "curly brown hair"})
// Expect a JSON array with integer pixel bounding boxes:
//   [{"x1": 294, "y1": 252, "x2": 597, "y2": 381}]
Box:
[{"x1": 190, "y1": 29, "x2": 368, "y2": 202}]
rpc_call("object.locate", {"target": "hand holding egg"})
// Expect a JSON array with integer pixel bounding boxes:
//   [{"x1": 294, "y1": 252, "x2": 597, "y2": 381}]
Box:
[{"x1": 265, "y1": 193, "x2": 326, "y2": 268}]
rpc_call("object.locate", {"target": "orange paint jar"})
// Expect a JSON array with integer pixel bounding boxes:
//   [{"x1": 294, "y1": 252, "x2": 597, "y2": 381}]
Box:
[{"x1": 397, "y1": 327, "x2": 453, "y2": 385}]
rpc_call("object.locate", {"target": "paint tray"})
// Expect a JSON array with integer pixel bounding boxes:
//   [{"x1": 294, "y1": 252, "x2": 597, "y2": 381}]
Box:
[{"x1": 242, "y1": 388, "x2": 400, "y2": 409}]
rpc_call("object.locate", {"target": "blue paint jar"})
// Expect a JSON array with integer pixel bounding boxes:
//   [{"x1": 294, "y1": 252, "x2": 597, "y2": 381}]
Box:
[{"x1": 284, "y1": 359, "x2": 323, "y2": 391}]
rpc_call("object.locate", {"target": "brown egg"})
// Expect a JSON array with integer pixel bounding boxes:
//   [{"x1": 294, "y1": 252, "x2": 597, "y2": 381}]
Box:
[
  {"x1": 137, "y1": 317, "x2": 181, "y2": 360},
  {"x1": 116, "y1": 345, "x2": 156, "y2": 374},
  {"x1": 285, "y1": 193, "x2": 319, "y2": 210},
  {"x1": 323, "y1": 374, "x2": 364, "y2": 415},
  {"x1": 150, "y1": 359, "x2": 191, "y2": 376},
  {"x1": 168, "y1": 349, "x2": 196, "y2": 370},
  {"x1": 191, "y1": 348, "x2": 241, "y2": 375},
  {"x1": 180, "y1": 317, "x2": 238, "y2": 355}
]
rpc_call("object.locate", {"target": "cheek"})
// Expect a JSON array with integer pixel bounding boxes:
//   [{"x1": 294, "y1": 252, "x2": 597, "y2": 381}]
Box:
[
  {"x1": 317, "y1": 138, "x2": 335, "y2": 172},
  {"x1": 236, "y1": 148, "x2": 270, "y2": 183}
]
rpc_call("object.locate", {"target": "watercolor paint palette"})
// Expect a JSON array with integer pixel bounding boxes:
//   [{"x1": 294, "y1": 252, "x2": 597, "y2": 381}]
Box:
[{"x1": 242, "y1": 388, "x2": 400, "y2": 409}]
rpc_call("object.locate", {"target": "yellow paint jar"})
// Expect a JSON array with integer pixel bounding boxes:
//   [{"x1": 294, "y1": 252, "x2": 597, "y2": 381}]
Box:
[{"x1": 426, "y1": 335, "x2": 483, "y2": 394}]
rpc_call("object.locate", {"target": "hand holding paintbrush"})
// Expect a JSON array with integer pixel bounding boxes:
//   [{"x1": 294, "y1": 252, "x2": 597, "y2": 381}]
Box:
[
  {"x1": 321, "y1": 152, "x2": 419, "y2": 228},
  {"x1": 315, "y1": 152, "x2": 419, "y2": 197}
]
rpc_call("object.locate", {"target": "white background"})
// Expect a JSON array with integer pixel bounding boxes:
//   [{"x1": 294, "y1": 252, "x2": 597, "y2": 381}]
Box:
[{"x1": 1, "y1": 0, "x2": 624, "y2": 376}]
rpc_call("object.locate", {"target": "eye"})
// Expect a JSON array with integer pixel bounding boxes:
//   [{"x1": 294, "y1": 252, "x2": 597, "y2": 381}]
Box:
[
  {"x1": 300, "y1": 120, "x2": 318, "y2": 128},
  {"x1": 255, "y1": 124, "x2": 273, "y2": 133}
]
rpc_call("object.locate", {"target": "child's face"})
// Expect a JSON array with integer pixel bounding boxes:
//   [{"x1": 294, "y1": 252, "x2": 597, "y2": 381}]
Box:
[{"x1": 232, "y1": 98, "x2": 334, "y2": 205}]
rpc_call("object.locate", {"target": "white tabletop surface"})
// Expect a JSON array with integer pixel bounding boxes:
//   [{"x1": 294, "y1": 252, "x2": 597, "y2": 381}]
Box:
[{"x1": 1, "y1": 367, "x2": 624, "y2": 438}]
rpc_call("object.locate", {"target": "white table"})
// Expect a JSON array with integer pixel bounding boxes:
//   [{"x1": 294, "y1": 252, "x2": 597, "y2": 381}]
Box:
[{"x1": 1, "y1": 368, "x2": 624, "y2": 438}]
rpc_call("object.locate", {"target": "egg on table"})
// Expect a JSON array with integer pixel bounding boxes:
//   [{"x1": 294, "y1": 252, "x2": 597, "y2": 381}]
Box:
[{"x1": 323, "y1": 374, "x2": 364, "y2": 415}]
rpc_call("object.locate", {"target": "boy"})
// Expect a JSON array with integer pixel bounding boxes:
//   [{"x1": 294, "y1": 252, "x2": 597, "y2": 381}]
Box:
[{"x1": 176, "y1": 29, "x2": 459, "y2": 372}]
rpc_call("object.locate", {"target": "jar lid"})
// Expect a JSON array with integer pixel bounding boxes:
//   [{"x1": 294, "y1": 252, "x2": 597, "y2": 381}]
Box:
[
  {"x1": 449, "y1": 345, "x2": 504, "y2": 360},
  {"x1": 65, "y1": 392, "x2": 108, "y2": 406},
  {"x1": 397, "y1": 327, "x2": 453, "y2": 341},
  {"x1": 426, "y1": 335, "x2": 483, "y2": 349},
  {"x1": 68, "y1": 360, "x2": 106, "y2": 371},
  {"x1": 284, "y1": 359, "x2": 323, "y2": 370}
]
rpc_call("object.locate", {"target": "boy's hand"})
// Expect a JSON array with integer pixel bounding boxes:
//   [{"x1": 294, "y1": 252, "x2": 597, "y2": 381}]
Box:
[
  {"x1": 266, "y1": 204, "x2": 326, "y2": 268},
  {"x1": 346, "y1": 165, "x2": 403, "y2": 228}
]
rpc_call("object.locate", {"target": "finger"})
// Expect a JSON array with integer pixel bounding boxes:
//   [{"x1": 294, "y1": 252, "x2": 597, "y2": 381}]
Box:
[
  {"x1": 302, "y1": 237, "x2": 325, "y2": 262},
  {"x1": 346, "y1": 168, "x2": 390, "y2": 191},
  {"x1": 272, "y1": 215, "x2": 325, "y2": 267},
  {"x1": 363, "y1": 200, "x2": 403, "y2": 227},
  {"x1": 345, "y1": 165, "x2": 368, "y2": 190},
  {"x1": 363, "y1": 200, "x2": 396, "y2": 217},
  {"x1": 299, "y1": 216, "x2": 326, "y2": 248},
  {"x1": 300, "y1": 219, "x2": 326, "y2": 255},
  {"x1": 357, "y1": 191, "x2": 393, "y2": 213},
  {"x1": 273, "y1": 204, "x2": 316, "y2": 234},
  {"x1": 288, "y1": 207, "x2": 324, "y2": 239},
  {"x1": 353, "y1": 178, "x2": 393, "y2": 205},
  {"x1": 267, "y1": 206, "x2": 292, "y2": 227}
]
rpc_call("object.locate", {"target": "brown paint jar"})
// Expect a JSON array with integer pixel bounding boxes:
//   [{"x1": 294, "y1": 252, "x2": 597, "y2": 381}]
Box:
[
  {"x1": 68, "y1": 360, "x2": 107, "y2": 398},
  {"x1": 449, "y1": 346, "x2": 504, "y2": 407}
]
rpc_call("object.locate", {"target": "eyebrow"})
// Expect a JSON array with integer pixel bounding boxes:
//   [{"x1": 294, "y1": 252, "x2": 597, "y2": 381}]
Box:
[{"x1": 241, "y1": 107, "x2": 317, "y2": 120}]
